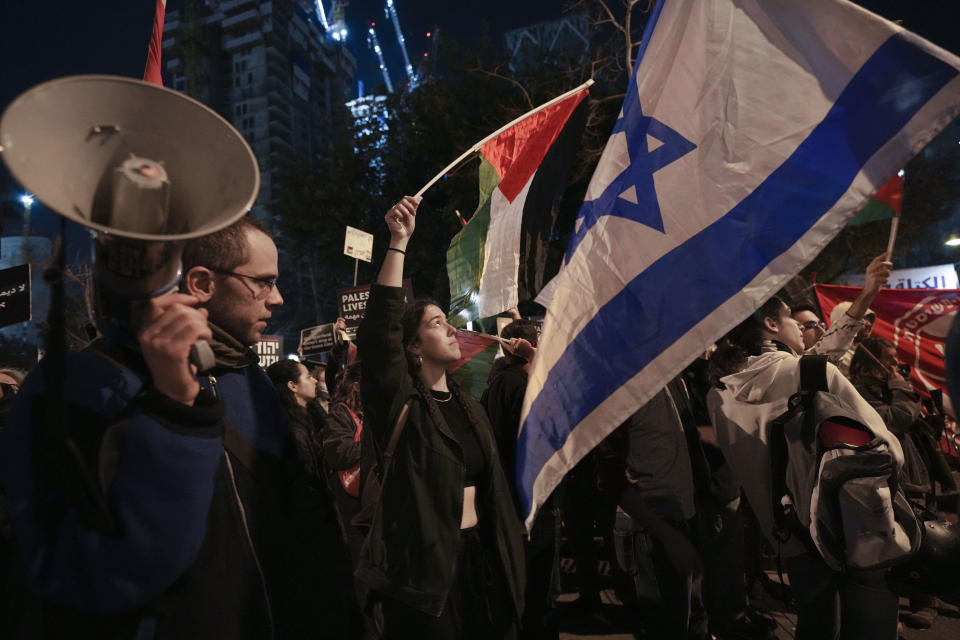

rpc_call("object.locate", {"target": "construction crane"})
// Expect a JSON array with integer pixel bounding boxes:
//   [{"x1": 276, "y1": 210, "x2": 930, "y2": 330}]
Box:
[
  {"x1": 316, "y1": 0, "x2": 348, "y2": 41},
  {"x1": 329, "y1": 0, "x2": 348, "y2": 41},
  {"x1": 384, "y1": 0, "x2": 416, "y2": 87},
  {"x1": 367, "y1": 24, "x2": 394, "y2": 93},
  {"x1": 313, "y1": 0, "x2": 329, "y2": 31}
]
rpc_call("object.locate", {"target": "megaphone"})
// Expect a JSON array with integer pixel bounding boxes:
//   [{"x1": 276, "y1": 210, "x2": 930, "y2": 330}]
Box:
[{"x1": 0, "y1": 75, "x2": 259, "y2": 369}]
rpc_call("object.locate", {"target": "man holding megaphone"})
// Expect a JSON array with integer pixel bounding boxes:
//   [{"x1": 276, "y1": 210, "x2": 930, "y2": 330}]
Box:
[
  {"x1": 0, "y1": 76, "x2": 359, "y2": 639},
  {"x1": 3, "y1": 218, "x2": 360, "y2": 639}
]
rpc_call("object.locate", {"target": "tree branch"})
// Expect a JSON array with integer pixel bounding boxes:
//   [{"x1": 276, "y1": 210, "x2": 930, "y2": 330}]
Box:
[{"x1": 470, "y1": 66, "x2": 534, "y2": 110}]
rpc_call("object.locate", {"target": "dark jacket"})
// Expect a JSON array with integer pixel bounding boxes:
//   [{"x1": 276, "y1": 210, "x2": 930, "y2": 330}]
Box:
[
  {"x1": 854, "y1": 376, "x2": 932, "y2": 495},
  {"x1": 322, "y1": 402, "x2": 364, "y2": 559},
  {"x1": 481, "y1": 362, "x2": 527, "y2": 483},
  {"x1": 355, "y1": 284, "x2": 525, "y2": 618},
  {"x1": 0, "y1": 332, "x2": 358, "y2": 639},
  {"x1": 323, "y1": 403, "x2": 363, "y2": 473}
]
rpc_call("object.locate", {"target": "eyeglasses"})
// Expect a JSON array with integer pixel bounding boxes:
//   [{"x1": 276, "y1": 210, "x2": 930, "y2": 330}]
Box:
[
  {"x1": 212, "y1": 269, "x2": 279, "y2": 299},
  {"x1": 801, "y1": 320, "x2": 827, "y2": 331}
]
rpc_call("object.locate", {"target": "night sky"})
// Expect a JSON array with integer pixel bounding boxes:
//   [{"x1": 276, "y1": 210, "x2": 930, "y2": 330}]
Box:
[
  {"x1": 3, "y1": 1, "x2": 959, "y2": 113},
  {"x1": 0, "y1": 0, "x2": 558, "y2": 112},
  {"x1": 1, "y1": 0, "x2": 959, "y2": 224}
]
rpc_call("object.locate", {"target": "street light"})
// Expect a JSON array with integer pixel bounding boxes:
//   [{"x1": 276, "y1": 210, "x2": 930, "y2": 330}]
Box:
[
  {"x1": 946, "y1": 235, "x2": 960, "y2": 246},
  {"x1": 19, "y1": 193, "x2": 33, "y2": 240}
]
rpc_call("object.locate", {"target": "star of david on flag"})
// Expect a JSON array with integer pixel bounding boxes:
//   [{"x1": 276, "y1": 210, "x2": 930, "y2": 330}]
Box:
[
  {"x1": 517, "y1": 0, "x2": 960, "y2": 530},
  {"x1": 568, "y1": 101, "x2": 696, "y2": 251}
]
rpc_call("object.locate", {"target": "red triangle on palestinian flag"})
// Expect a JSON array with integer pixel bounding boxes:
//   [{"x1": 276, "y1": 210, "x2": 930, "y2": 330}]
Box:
[
  {"x1": 479, "y1": 91, "x2": 589, "y2": 203},
  {"x1": 448, "y1": 330, "x2": 498, "y2": 373}
]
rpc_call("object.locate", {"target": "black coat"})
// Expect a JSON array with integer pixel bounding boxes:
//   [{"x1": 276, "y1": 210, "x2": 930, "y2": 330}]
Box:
[{"x1": 355, "y1": 285, "x2": 525, "y2": 618}]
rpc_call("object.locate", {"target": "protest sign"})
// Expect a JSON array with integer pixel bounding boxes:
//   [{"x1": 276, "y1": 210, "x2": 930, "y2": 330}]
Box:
[
  {"x1": 337, "y1": 285, "x2": 370, "y2": 341},
  {"x1": 337, "y1": 279, "x2": 413, "y2": 340},
  {"x1": 299, "y1": 322, "x2": 335, "y2": 358},
  {"x1": 256, "y1": 335, "x2": 284, "y2": 368},
  {"x1": 344, "y1": 226, "x2": 374, "y2": 263},
  {"x1": 0, "y1": 264, "x2": 31, "y2": 328}
]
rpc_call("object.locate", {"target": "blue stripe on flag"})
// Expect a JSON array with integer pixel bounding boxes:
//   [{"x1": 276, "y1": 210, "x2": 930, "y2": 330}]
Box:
[{"x1": 517, "y1": 32, "x2": 958, "y2": 515}]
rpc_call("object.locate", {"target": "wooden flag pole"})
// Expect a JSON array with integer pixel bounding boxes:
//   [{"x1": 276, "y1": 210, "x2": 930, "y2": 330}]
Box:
[
  {"x1": 414, "y1": 79, "x2": 595, "y2": 199},
  {"x1": 886, "y1": 214, "x2": 900, "y2": 258}
]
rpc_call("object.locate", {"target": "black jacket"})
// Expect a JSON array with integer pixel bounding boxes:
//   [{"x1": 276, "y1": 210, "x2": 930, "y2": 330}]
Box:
[{"x1": 355, "y1": 285, "x2": 526, "y2": 617}]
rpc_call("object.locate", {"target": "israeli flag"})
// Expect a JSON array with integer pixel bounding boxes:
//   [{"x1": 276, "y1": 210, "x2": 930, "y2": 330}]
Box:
[{"x1": 517, "y1": 0, "x2": 960, "y2": 529}]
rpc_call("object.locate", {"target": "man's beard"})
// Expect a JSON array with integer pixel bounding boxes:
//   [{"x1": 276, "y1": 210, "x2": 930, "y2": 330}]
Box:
[{"x1": 205, "y1": 297, "x2": 257, "y2": 346}]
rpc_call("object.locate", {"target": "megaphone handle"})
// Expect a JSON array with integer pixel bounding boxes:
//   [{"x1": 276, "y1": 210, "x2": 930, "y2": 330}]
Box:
[{"x1": 190, "y1": 340, "x2": 216, "y2": 373}]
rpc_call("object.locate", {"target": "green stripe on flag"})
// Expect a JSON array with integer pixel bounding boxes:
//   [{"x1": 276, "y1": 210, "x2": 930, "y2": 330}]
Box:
[
  {"x1": 847, "y1": 198, "x2": 897, "y2": 226},
  {"x1": 447, "y1": 158, "x2": 500, "y2": 326}
]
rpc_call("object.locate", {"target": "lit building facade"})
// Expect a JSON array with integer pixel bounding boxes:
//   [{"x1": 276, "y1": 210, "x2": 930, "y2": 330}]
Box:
[{"x1": 162, "y1": 0, "x2": 356, "y2": 220}]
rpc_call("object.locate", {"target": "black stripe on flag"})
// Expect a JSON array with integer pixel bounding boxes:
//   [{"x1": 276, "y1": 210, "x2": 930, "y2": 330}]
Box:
[{"x1": 517, "y1": 99, "x2": 590, "y2": 303}]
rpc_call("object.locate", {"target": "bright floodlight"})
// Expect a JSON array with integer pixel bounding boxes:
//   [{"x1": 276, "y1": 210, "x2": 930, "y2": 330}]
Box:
[
  {"x1": 946, "y1": 236, "x2": 960, "y2": 246},
  {"x1": 20, "y1": 194, "x2": 34, "y2": 206}
]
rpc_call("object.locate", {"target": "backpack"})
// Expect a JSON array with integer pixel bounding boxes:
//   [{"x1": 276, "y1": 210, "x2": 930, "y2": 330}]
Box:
[{"x1": 768, "y1": 355, "x2": 921, "y2": 571}]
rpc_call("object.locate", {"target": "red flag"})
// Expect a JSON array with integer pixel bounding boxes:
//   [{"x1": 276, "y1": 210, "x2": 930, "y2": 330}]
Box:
[
  {"x1": 143, "y1": 0, "x2": 167, "y2": 86},
  {"x1": 815, "y1": 284, "x2": 957, "y2": 394}
]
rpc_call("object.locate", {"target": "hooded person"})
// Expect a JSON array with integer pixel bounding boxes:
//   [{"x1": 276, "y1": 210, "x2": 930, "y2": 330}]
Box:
[{"x1": 706, "y1": 296, "x2": 902, "y2": 640}]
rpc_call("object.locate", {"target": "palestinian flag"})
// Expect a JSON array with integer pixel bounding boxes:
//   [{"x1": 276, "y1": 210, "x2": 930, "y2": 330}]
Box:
[
  {"x1": 448, "y1": 330, "x2": 500, "y2": 399},
  {"x1": 447, "y1": 85, "x2": 590, "y2": 325},
  {"x1": 143, "y1": 0, "x2": 167, "y2": 86},
  {"x1": 847, "y1": 172, "x2": 903, "y2": 225}
]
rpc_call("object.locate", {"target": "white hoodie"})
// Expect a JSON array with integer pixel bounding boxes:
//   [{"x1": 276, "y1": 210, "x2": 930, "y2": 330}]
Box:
[{"x1": 707, "y1": 349, "x2": 903, "y2": 555}]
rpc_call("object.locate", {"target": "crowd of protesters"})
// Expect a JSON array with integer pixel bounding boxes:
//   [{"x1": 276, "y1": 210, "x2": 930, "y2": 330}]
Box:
[{"x1": 0, "y1": 195, "x2": 959, "y2": 640}]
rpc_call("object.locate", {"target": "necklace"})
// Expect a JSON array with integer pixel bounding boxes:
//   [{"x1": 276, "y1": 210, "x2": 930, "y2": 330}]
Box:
[{"x1": 431, "y1": 389, "x2": 453, "y2": 403}]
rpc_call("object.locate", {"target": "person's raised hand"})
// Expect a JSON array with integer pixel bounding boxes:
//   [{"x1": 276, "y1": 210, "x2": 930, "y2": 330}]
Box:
[
  {"x1": 864, "y1": 252, "x2": 893, "y2": 294},
  {"x1": 385, "y1": 196, "x2": 420, "y2": 244},
  {"x1": 138, "y1": 293, "x2": 213, "y2": 406},
  {"x1": 503, "y1": 337, "x2": 536, "y2": 361}
]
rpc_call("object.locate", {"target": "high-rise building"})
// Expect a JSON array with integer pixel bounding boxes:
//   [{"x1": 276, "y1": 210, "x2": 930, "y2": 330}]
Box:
[
  {"x1": 162, "y1": 0, "x2": 356, "y2": 221},
  {"x1": 346, "y1": 94, "x2": 391, "y2": 187}
]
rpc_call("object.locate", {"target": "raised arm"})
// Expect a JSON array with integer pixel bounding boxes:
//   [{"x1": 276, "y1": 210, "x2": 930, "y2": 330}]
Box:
[
  {"x1": 377, "y1": 196, "x2": 420, "y2": 287},
  {"x1": 359, "y1": 196, "x2": 422, "y2": 445},
  {"x1": 846, "y1": 252, "x2": 892, "y2": 321}
]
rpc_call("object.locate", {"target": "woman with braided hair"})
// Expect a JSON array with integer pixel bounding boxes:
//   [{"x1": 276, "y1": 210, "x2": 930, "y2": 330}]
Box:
[{"x1": 355, "y1": 195, "x2": 525, "y2": 640}]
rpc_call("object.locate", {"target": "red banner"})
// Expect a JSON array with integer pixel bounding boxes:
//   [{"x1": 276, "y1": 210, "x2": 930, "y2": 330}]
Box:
[
  {"x1": 815, "y1": 284, "x2": 960, "y2": 459},
  {"x1": 815, "y1": 284, "x2": 959, "y2": 393}
]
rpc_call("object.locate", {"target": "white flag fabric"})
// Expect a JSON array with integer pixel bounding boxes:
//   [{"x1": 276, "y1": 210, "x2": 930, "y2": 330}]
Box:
[{"x1": 517, "y1": 0, "x2": 960, "y2": 529}]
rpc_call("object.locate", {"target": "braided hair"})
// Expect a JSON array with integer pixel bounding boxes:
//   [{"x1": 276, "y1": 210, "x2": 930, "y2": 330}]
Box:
[{"x1": 401, "y1": 299, "x2": 486, "y2": 453}]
